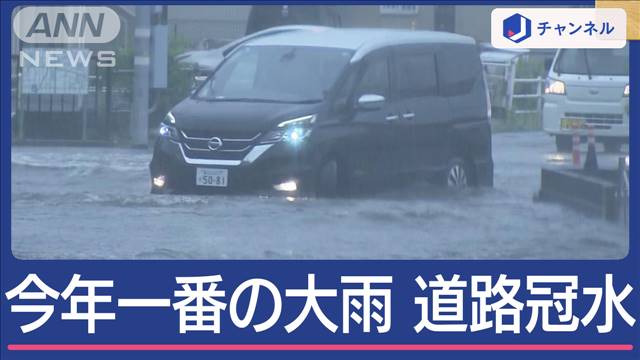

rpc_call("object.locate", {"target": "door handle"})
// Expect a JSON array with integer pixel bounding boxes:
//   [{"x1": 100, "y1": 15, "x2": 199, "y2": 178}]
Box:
[
  {"x1": 402, "y1": 112, "x2": 415, "y2": 119},
  {"x1": 385, "y1": 114, "x2": 399, "y2": 122}
]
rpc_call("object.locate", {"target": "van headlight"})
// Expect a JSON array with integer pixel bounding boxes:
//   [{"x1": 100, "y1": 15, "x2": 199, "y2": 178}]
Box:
[
  {"x1": 164, "y1": 111, "x2": 176, "y2": 124},
  {"x1": 260, "y1": 114, "x2": 316, "y2": 144},
  {"x1": 159, "y1": 112, "x2": 179, "y2": 140},
  {"x1": 159, "y1": 123, "x2": 179, "y2": 140},
  {"x1": 545, "y1": 79, "x2": 566, "y2": 95},
  {"x1": 623, "y1": 84, "x2": 629, "y2": 97}
]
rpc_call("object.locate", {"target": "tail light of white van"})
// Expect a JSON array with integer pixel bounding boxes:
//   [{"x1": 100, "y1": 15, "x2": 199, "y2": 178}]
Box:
[
  {"x1": 623, "y1": 84, "x2": 629, "y2": 97},
  {"x1": 545, "y1": 79, "x2": 566, "y2": 95}
]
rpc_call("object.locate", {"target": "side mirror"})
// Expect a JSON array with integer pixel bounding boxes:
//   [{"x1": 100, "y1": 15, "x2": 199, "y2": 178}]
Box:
[{"x1": 357, "y1": 94, "x2": 385, "y2": 111}]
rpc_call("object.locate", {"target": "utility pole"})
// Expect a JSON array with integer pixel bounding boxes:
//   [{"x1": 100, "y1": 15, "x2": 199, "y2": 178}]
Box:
[
  {"x1": 131, "y1": 5, "x2": 151, "y2": 147},
  {"x1": 151, "y1": 5, "x2": 168, "y2": 89}
]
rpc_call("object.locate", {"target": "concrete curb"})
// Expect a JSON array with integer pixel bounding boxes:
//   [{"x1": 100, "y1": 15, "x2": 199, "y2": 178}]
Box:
[{"x1": 538, "y1": 167, "x2": 620, "y2": 221}]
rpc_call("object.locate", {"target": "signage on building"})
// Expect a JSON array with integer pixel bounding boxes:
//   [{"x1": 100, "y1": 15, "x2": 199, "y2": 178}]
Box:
[{"x1": 379, "y1": 5, "x2": 419, "y2": 16}]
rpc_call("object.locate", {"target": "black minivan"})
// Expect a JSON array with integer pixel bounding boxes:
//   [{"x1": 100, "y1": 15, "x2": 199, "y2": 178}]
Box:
[{"x1": 150, "y1": 28, "x2": 493, "y2": 195}]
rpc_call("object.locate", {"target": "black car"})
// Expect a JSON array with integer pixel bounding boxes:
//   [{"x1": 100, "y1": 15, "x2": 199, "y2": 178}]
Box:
[{"x1": 150, "y1": 28, "x2": 493, "y2": 196}]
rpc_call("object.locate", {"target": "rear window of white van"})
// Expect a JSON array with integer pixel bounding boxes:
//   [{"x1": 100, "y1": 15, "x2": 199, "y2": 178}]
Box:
[{"x1": 554, "y1": 47, "x2": 628, "y2": 76}]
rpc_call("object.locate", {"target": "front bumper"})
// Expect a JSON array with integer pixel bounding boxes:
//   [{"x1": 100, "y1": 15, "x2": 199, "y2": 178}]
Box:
[
  {"x1": 542, "y1": 95, "x2": 629, "y2": 139},
  {"x1": 149, "y1": 138, "x2": 315, "y2": 193}
]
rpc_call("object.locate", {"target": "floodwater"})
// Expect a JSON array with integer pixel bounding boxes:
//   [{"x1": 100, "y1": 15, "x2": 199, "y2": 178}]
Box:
[{"x1": 11, "y1": 132, "x2": 628, "y2": 259}]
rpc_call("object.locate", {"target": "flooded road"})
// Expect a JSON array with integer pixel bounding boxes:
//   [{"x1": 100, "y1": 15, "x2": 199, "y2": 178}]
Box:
[{"x1": 11, "y1": 132, "x2": 628, "y2": 259}]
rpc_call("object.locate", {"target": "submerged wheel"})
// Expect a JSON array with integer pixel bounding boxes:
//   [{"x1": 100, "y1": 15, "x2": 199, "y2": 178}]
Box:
[{"x1": 445, "y1": 158, "x2": 471, "y2": 189}]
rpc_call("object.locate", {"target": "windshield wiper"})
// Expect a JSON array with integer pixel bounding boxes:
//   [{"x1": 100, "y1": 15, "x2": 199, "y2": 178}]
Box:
[
  {"x1": 280, "y1": 48, "x2": 297, "y2": 62},
  {"x1": 289, "y1": 99, "x2": 323, "y2": 104},
  {"x1": 196, "y1": 97, "x2": 277, "y2": 103},
  {"x1": 200, "y1": 97, "x2": 322, "y2": 104}
]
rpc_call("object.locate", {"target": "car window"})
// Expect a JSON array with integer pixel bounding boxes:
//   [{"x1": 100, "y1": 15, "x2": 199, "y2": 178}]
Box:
[
  {"x1": 355, "y1": 56, "x2": 389, "y2": 97},
  {"x1": 437, "y1": 45, "x2": 481, "y2": 96},
  {"x1": 394, "y1": 51, "x2": 437, "y2": 97},
  {"x1": 196, "y1": 45, "x2": 353, "y2": 103},
  {"x1": 554, "y1": 47, "x2": 628, "y2": 76}
]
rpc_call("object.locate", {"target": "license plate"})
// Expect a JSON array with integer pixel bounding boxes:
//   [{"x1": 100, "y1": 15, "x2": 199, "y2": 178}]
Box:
[
  {"x1": 561, "y1": 118, "x2": 584, "y2": 130},
  {"x1": 196, "y1": 168, "x2": 228, "y2": 187}
]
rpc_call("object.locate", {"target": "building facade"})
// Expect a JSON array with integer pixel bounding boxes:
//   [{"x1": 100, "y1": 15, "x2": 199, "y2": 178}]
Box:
[{"x1": 165, "y1": 5, "x2": 498, "y2": 49}]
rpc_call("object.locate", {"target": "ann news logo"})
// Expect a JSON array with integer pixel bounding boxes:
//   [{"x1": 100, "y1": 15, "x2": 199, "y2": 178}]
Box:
[
  {"x1": 503, "y1": 13, "x2": 532, "y2": 43},
  {"x1": 12, "y1": 6, "x2": 120, "y2": 68}
]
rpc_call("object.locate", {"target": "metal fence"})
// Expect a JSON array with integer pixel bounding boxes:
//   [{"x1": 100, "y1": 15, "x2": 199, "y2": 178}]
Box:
[
  {"x1": 482, "y1": 54, "x2": 545, "y2": 121},
  {"x1": 482, "y1": 58, "x2": 513, "y2": 112},
  {"x1": 11, "y1": 53, "x2": 133, "y2": 143},
  {"x1": 11, "y1": 56, "x2": 146, "y2": 144},
  {"x1": 11, "y1": 50, "x2": 194, "y2": 144},
  {"x1": 511, "y1": 77, "x2": 544, "y2": 115}
]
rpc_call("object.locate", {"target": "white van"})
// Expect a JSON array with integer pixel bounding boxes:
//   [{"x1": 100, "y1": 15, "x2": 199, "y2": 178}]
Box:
[{"x1": 542, "y1": 46, "x2": 629, "y2": 152}]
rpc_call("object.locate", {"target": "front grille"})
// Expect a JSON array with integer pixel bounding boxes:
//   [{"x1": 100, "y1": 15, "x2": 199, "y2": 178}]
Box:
[
  {"x1": 180, "y1": 129, "x2": 261, "y2": 155},
  {"x1": 564, "y1": 112, "x2": 623, "y2": 125}
]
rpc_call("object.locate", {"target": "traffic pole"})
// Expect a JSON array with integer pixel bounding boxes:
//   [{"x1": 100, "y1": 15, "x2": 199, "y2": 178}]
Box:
[{"x1": 131, "y1": 5, "x2": 151, "y2": 148}]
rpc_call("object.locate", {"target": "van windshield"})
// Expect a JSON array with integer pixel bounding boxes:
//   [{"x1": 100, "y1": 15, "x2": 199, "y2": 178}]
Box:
[
  {"x1": 195, "y1": 45, "x2": 353, "y2": 103},
  {"x1": 553, "y1": 47, "x2": 628, "y2": 76}
]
